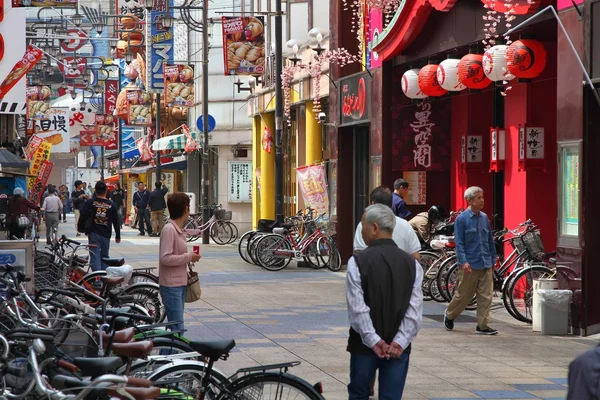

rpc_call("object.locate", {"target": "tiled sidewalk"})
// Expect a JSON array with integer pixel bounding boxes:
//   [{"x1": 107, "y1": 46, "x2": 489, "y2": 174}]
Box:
[{"x1": 59, "y1": 218, "x2": 596, "y2": 399}]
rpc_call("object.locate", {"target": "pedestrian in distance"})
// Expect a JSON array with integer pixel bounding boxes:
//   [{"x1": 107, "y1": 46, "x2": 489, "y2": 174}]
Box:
[
  {"x1": 159, "y1": 192, "x2": 201, "y2": 332},
  {"x1": 71, "y1": 180, "x2": 89, "y2": 237},
  {"x1": 149, "y1": 181, "x2": 169, "y2": 237},
  {"x1": 353, "y1": 185, "x2": 421, "y2": 260},
  {"x1": 443, "y1": 186, "x2": 498, "y2": 335},
  {"x1": 132, "y1": 182, "x2": 153, "y2": 236},
  {"x1": 392, "y1": 178, "x2": 412, "y2": 220},
  {"x1": 80, "y1": 181, "x2": 121, "y2": 272},
  {"x1": 111, "y1": 182, "x2": 125, "y2": 229},
  {"x1": 58, "y1": 184, "x2": 69, "y2": 222},
  {"x1": 41, "y1": 186, "x2": 62, "y2": 245},
  {"x1": 347, "y1": 204, "x2": 423, "y2": 400},
  {"x1": 7, "y1": 188, "x2": 39, "y2": 239}
]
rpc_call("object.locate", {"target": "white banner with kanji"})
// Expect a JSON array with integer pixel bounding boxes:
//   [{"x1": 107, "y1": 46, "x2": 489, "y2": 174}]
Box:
[
  {"x1": 296, "y1": 164, "x2": 329, "y2": 215},
  {"x1": 34, "y1": 108, "x2": 70, "y2": 153}
]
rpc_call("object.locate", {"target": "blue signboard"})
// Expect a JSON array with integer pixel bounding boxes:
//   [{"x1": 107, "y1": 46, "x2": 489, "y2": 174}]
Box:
[
  {"x1": 150, "y1": 0, "x2": 174, "y2": 91},
  {"x1": 196, "y1": 114, "x2": 216, "y2": 133},
  {"x1": 118, "y1": 59, "x2": 140, "y2": 159}
]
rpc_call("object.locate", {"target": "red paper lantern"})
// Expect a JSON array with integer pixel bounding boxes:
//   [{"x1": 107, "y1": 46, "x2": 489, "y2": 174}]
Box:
[
  {"x1": 506, "y1": 39, "x2": 547, "y2": 80},
  {"x1": 458, "y1": 54, "x2": 492, "y2": 90},
  {"x1": 418, "y1": 64, "x2": 447, "y2": 97}
]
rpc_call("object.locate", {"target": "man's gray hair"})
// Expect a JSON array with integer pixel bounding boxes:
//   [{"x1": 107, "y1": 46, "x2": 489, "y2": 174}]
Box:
[
  {"x1": 364, "y1": 204, "x2": 396, "y2": 233},
  {"x1": 464, "y1": 186, "x2": 484, "y2": 200}
]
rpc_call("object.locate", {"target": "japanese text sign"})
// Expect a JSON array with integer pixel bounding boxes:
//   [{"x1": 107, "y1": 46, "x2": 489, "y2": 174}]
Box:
[
  {"x1": 339, "y1": 71, "x2": 371, "y2": 126},
  {"x1": 23, "y1": 134, "x2": 44, "y2": 160},
  {"x1": 34, "y1": 108, "x2": 70, "y2": 153},
  {"x1": 150, "y1": 0, "x2": 174, "y2": 90},
  {"x1": 29, "y1": 160, "x2": 54, "y2": 205},
  {"x1": 27, "y1": 141, "x2": 52, "y2": 190},
  {"x1": 296, "y1": 164, "x2": 330, "y2": 215},
  {"x1": 0, "y1": 45, "x2": 43, "y2": 101},
  {"x1": 221, "y1": 16, "x2": 266, "y2": 76},
  {"x1": 58, "y1": 57, "x2": 86, "y2": 79},
  {"x1": 127, "y1": 90, "x2": 153, "y2": 126},
  {"x1": 105, "y1": 80, "x2": 119, "y2": 115},
  {"x1": 228, "y1": 161, "x2": 252, "y2": 203},
  {"x1": 164, "y1": 64, "x2": 194, "y2": 107}
]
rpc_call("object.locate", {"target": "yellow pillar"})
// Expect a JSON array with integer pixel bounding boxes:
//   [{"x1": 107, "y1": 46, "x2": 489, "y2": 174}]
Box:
[
  {"x1": 305, "y1": 101, "x2": 323, "y2": 165},
  {"x1": 259, "y1": 113, "x2": 275, "y2": 220},
  {"x1": 252, "y1": 115, "x2": 261, "y2": 229}
]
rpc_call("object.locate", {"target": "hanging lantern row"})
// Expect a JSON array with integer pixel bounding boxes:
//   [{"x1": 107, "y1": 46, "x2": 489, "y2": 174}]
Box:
[{"x1": 401, "y1": 39, "x2": 547, "y2": 99}]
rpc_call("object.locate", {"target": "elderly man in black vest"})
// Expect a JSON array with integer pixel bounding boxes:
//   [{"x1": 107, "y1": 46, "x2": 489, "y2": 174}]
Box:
[{"x1": 347, "y1": 204, "x2": 423, "y2": 400}]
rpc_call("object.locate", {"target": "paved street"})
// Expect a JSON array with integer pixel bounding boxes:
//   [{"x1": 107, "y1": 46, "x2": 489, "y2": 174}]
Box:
[{"x1": 53, "y1": 216, "x2": 597, "y2": 400}]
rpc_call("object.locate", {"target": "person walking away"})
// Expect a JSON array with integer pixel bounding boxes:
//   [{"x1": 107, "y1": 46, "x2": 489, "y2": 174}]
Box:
[
  {"x1": 58, "y1": 184, "x2": 69, "y2": 222},
  {"x1": 41, "y1": 186, "x2": 62, "y2": 245},
  {"x1": 443, "y1": 186, "x2": 498, "y2": 335},
  {"x1": 354, "y1": 186, "x2": 421, "y2": 259},
  {"x1": 7, "y1": 188, "x2": 39, "y2": 239},
  {"x1": 84, "y1": 182, "x2": 93, "y2": 197},
  {"x1": 80, "y1": 181, "x2": 121, "y2": 272},
  {"x1": 347, "y1": 204, "x2": 423, "y2": 400},
  {"x1": 567, "y1": 345, "x2": 600, "y2": 399},
  {"x1": 111, "y1": 183, "x2": 125, "y2": 229},
  {"x1": 71, "y1": 180, "x2": 88, "y2": 237},
  {"x1": 132, "y1": 182, "x2": 152, "y2": 236},
  {"x1": 409, "y1": 205, "x2": 446, "y2": 249},
  {"x1": 149, "y1": 181, "x2": 168, "y2": 237},
  {"x1": 392, "y1": 178, "x2": 411, "y2": 220},
  {"x1": 159, "y1": 192, "x2": 201, "y2": 332}
]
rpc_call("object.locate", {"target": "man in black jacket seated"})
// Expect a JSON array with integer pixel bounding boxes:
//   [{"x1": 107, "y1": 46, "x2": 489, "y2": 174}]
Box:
[{"x1": 346, "y1": 204, "x2": 423, "y2": 400}]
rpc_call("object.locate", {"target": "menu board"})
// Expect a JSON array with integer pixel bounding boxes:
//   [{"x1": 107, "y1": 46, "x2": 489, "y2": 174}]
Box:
[{"x1": 228, "y1": 161, "x2": 252, "y2": 203}]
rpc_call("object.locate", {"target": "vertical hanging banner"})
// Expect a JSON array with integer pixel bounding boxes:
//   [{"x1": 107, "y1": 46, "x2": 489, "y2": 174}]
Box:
[
  {"x1": 164, "y1": 64, "x2": 194, "y2": 107},
  {"x1": 150, "y1": 0, "x2": 174, "y2": 91},
  {"x1": 95, "y1": 114, "x2": 118, "y2": 150},
  {"x1": 136, "y1": 137, "x2": 154, "y2": 161},
  {"x1": 221, "y1": 16, "x2": 265, "y2": 76},
  {"x1": 27, "y1": 140, "x2": 52, "y2": 190},
  {"x1": 28, "y1": 160, "x2": 54, "y2": 205},
  {"x1": 127, "y1": 90, "x2": 153, "y2": 125},
  {"x1": 105, "y1": 79, "x2": 119, "y2": 115},
  {"x1": 23, "y1": 134, "x2": 44, "y2": 159},
  {"x1": 0, "y1": 45, "x2": 43, "y2": 101},
  {"x1": 296, "y1": 164, "x2": 330, "y2": 215}
]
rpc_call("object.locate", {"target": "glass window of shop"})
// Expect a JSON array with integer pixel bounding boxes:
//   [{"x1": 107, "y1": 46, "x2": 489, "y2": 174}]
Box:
[{"x1": 558, "y1": 141, "x2": 581, "y2": 244}]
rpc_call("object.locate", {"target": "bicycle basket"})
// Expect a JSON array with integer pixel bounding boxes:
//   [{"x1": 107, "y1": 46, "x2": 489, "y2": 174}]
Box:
[
  {"x1": 34, "y1": 261, "x2": 68, "y2": 290},
  {"x1": 215, "y1": 209, "x2": 232, "y2": 220},
  {"x1": 511, "y1": 235, "x2": 528, "y2": 256},
  {"x1": 522, "y1": 230, "x2": 545, "y2": 261}
]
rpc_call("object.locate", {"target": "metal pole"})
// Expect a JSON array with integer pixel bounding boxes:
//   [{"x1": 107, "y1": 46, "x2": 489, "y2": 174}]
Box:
[
  {"x1": 155, "y1": 93, "x2": 162, "y2": 184},
  {"x1": 274, "y1": 0, "x2": 284, "y2": 222},
  {"x1": 117, "y1": 68, "x2": 123, "y2": 171},
  {"x1": 201, "y1": 0, "x2": 210, "y2": 244},
  {"x1": 100, "y1": 146, "x2": 105, "y2": 180}
]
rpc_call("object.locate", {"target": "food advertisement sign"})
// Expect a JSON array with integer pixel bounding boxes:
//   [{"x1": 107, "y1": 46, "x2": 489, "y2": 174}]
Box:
[
  {"x1": 95, "y1": 114, "x2": 118, "y2": 149},
  {"x1": 0, "y1": 45, "x2": 44, "y2": 101},
  {"x1": 221, "y1": 16, "x2": 265, "y2": 76},
  {"x1": 164, "y1": 64, "x2": 194, "y2": 107},
  {"x1": 33, "y1": 108, "x2": 70, "y2": 153},
  {"x1": 26, "y1": 85, "x2": 52, "y2": 119},
  {"x1": 127, "y1": 90, "x2": 152, "y2": 126}
]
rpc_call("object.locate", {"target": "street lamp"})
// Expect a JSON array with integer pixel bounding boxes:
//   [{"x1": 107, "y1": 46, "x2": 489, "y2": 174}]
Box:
[
  {"x1": 71, "y1": 12, "x2": 83, "y2": 27},
  {"x1": 308, "y1": 27, "x2": 327, "y2": 56},
  {"x1": 124, "y1": 51, "x2": 133, "y2": 64},
  {"x1": 161, "y1": 14, "x2": 175, "y2": 29}
]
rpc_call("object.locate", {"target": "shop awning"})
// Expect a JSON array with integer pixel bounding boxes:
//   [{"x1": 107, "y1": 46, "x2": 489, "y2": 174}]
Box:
[
  {"x1": 151, "y1": 131, "x2": 200, "y2": 151},
  {"x1": 0, "y1": 149, "x2": 29, "y2": 169},
  {"x1": 104, "y1": 175, "x2": 119, "y2": 182}
]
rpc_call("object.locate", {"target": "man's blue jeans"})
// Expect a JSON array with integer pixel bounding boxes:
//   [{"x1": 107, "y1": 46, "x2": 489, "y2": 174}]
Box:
[
  {"x1": 88, "y1": 232, "x2": 110, "y2": 272},
  {"x1": 348, "y1": 351, "x2": 410, "y2": 400},
  {"x1": 160, "y1": 286, "x2": 186, "y2": 332}
]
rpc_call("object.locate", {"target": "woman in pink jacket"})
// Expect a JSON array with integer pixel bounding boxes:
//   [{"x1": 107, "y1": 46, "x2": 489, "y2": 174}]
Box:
[{"x1": 159, "y1": 192, "x2": 201, "y2": 331}]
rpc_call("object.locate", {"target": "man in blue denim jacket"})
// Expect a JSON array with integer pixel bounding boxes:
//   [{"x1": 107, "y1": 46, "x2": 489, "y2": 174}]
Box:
[{"x1": 443, "y1": 186, "x2": 498, "y2": 335}]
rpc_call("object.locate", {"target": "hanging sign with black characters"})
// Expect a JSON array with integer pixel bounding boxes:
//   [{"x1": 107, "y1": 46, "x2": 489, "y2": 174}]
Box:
[{"x1": 228, "y1": 161, "x2": 252, "y2": 203}]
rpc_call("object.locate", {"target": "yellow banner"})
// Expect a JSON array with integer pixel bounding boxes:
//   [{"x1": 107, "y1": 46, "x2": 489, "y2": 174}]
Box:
[{"x1": 27, "y1": 140, "x2": 52, "y2": 190}]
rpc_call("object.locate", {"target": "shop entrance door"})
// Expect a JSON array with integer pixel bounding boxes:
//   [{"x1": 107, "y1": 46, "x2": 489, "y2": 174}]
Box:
[{"x1": 353, "y1": 126, "x2": 370, "y2": 229}]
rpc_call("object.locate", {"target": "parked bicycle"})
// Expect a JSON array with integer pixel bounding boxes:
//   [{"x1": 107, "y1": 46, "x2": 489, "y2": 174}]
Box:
[{"x1": 184, "y1": 204, "x2": 238, "y2": 245}]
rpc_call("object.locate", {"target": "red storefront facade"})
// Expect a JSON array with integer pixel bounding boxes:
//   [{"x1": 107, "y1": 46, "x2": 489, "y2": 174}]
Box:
[{"x1": 328, "y1": 0, "x2": 600, "y2": 335}]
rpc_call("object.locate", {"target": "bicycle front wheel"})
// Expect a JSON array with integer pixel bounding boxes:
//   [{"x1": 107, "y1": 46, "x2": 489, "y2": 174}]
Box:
[
  {"x1": 507, "y1": 265, "x2": 553, "y2": 323},
  {"x1": 316, "y1": 237, "x2": 341, "y2": 272},
  {"x1": 238, "y1": 231, "x2": 257, "y2": 264},
  {"x1": 210, "y1": 221, "x2": 235, "y2": 245},
  {"x1": 229, "y1": 372, "x2": 324, "y2": 400},
  {"x1": 254, "y1": 234, "x2": 293, "y2": 271}
]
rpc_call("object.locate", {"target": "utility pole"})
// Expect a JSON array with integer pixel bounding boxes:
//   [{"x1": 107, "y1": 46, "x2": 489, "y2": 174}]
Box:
[
  {"x1": 274, "y1": 0, "x2": 283, "y2": 222},
  {"x1": 201, "y1": 0, "x2": 210, "y2": 244},
  {"x1": 155, "y1": 93, "x2": 162, "y2": 184}
]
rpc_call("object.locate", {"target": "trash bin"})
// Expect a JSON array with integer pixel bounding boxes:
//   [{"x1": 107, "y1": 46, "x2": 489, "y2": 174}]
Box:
[
  {"x1": 538, "y1": 289, "x2": 572, "y2": 335},
  {"x1": 532, "y1": 278, "x2": 558, "y2": 332}
]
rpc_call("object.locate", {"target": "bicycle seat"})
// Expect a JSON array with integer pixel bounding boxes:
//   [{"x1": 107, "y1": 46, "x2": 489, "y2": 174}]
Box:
[
  {"x1": 111, "y1": 340, "x2": 154, "y2": 358},
  {"x1": 72, "y1": 356, "x2": 123, "y2": 378},
  {"x1": 102, "y1": 257, "x2": 125, "y2": 266},
  {"x1": 273, "y1": 227, "x2": 288, "y2": 235},
  {"x1": 93, "y1": 327, "x2": 135, "y2": 344},
  {"x1": 51, "y1": 374, "x2": 90, "y2": 389},
  {"x1": 111, "y1": 386, "x2": 161, "y2": 400},
  {"x1": 100, "y1": 276, "x2": 125, "y2": 286},
  {"x1": 189, "y1": 339, "x2": 236, "y2": 359},
  {"x1": 75, "y1": 255, "x2": 89, "y2": 264}
]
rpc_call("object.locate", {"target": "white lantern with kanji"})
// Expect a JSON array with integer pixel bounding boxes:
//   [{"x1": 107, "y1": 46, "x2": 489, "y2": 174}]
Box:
[
  {"x1": 483, "y1": 45, "x2": 515, "y2": 82},
  {"x1": 401, "y1": 69, "x2": 426, "y2": 99},
  {"x1": 437, "y1": 59, "x2": 466, "y2": 92}
]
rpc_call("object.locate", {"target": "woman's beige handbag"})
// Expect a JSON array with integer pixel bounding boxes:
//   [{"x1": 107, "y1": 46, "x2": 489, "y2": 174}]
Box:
[{"x1": 185, "y1": 263, "x2": 202, "y2": 303}]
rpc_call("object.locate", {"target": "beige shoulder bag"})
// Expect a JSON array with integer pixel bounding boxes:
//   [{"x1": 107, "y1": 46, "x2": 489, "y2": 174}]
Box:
[{"x1": 185, "y1": 263, "x2": 202, "y2": 303}]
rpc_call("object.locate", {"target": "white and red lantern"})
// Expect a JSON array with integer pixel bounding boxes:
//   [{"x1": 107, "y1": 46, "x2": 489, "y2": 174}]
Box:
[
  {"x1": 483, "y1": 45, "x2": 515, "y2": 82},
  {"x1": 437, "y1": 58, "x2": 466, "y2": 92},
  {"x1": 401, "y1": 69, "x2": 426, "y2": 99},
  {"x1": 506, "y1": 39, "x2": 547, "y2": 80},
  {"x1": 458, "y1": 54, "x2": 492, "y2": 90},
  {"x1": 418, "y1": 64, "x2": 447, "y2": 97}
]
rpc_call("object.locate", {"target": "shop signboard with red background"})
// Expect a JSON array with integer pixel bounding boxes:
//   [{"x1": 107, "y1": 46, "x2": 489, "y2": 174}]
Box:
[
  {"x1": 338, "y1": 71, "x2": 371, "y2": 127},
  {"x1": 94, "y1": 114, "x2": 118, "y2": 150},
  {"x1": 28, "y1": 160, "x2": 54, "y2": 204},
  {"x1": 221, "y1": 16, "x2": 265, "y2": 76}
]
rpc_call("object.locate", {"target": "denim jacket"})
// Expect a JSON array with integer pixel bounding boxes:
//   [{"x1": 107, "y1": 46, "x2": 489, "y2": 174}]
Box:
[{"x1": 454, "y1": 208, "x2": 496, "y2": 269}]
